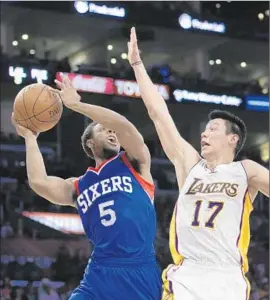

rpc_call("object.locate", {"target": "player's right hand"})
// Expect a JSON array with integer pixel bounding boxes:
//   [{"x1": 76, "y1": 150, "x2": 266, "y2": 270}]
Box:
[{"x1": 11, "y1": 113, "x2": 39, "y2": 139}]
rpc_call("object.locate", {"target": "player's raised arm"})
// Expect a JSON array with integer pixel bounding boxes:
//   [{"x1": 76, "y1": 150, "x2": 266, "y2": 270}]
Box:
[
  {"x1": 11, "y1": 114, "x2": 76, "y2": 206},
  {"x1": 242, "y1": 159, "x2": 269, "y2": 198},
  {"x1": 128, "y1": 27, "x2": 200, "y2": 174},
  {"x1": 55, "y1": 76, "x2": 150, "y2": 168}
]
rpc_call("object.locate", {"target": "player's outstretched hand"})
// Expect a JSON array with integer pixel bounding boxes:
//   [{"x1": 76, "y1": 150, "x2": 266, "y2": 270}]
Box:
[
  {"x1": 54, "y1": 74, "x2": 81, "y2": 109},
  {"x1": 11, "y1": 113, "x2": 39, "y2": 139},
  {"x1": 128, "y1": 27, "x2": 142, "y2": 67}
]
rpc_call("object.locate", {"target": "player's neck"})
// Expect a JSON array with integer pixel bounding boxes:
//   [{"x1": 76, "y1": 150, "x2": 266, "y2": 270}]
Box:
[
  {"x1": 94, "y1": 157, "x2": 108, "y2": 169},
  {"x1": 205, "y1": 153, "x2": 234, "y2": 171}
]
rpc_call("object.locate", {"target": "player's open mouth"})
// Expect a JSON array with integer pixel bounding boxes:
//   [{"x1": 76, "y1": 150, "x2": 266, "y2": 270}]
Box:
[
  {"x1": 201, "y1": 141, "x2": 210, "y2": 148},
  {"x1": 108, "y1": 136, "x2": 117, "y2": 145}
]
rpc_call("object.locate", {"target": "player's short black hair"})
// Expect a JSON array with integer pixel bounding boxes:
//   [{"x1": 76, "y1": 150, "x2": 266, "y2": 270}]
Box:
[
  {"x1": 208, "y1": 110, "x2": 247, "y2": 156},
  {"x1": 81, "y1": 121, "x2": 98, "y2": 159}
]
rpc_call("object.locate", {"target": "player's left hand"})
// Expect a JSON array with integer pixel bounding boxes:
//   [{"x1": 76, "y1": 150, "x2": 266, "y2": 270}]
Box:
[{"x1": 54, "y1": 74, "x2": 81, "y2": 109}]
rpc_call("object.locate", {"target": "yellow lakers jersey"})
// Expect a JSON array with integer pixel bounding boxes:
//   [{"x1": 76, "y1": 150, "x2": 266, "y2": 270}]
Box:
[{"x1": 169, "y1": 160, "x2": 253, "y2": 273}]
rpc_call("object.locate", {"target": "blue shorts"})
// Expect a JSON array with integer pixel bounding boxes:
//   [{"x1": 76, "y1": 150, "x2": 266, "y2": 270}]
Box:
[{"x1": 69, "y1": 257, "x2": 162, "y2": 300}]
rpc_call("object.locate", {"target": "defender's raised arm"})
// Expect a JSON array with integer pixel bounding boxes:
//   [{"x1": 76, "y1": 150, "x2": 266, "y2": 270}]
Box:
[{"x1": 128, "y1": 27, "x2": 200, "y2": 176}]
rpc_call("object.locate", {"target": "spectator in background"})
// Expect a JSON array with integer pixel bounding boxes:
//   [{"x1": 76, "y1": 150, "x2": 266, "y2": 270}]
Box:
[
  {"x1": 38, "y1": 279, "x2": 59, "y2": 300},
  {"x1": 25, "y1": 285, "x2": 37, "y2": 300},
  {"x1": 1, "y1": 222, "x2": 14, "y2": 238},
  {"x1": 0, "y1": 277, "x2": 11, "y2": 300},
  {"x1": 13, "y1": 288, "x2": 27, "y2": 300}
]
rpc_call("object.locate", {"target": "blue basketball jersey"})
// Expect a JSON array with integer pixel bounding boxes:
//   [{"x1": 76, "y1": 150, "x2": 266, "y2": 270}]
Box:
[{"x1": 74, "y1": 151, "x2": 156, "y2": 261}]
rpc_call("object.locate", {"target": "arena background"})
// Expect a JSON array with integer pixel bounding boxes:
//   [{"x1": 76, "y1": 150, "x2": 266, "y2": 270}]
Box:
[{"x1": 0, "y1": 1, "x2": 269, "y2": 299}]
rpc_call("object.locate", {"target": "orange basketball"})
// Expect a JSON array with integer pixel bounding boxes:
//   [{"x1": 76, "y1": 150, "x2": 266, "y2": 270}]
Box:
[{"x1": 13, "y1": 83, "x2": 63, "y2": 133}]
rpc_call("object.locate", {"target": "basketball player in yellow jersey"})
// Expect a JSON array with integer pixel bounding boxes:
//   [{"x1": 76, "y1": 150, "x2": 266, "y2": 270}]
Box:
[{"x1": 128, "y1": 27, "x2": 269, "y2": 300}]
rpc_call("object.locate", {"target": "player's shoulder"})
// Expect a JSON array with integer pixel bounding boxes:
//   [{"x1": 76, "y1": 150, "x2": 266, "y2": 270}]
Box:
[{"x1": 241, "y1": 159, "x2": 260, "y2": 180}]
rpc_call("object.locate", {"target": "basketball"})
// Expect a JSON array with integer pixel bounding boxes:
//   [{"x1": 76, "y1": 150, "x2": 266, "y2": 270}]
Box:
[{"x1": 13, "y1": 83, "x2": 63, "y2": 133}]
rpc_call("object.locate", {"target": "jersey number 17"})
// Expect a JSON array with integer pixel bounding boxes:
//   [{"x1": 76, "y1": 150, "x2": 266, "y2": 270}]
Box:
[{"x1": 191, "y1": 200, "x2": 224, "y2": 229}]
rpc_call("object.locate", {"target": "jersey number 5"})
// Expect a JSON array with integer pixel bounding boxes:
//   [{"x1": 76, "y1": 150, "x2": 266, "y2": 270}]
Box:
[
  {"x1": 98, "y1": 200, "x2": 116, "y2": 227},
  {"x1": 191, "y1": 200, "x2": 224, "y2": 229}
]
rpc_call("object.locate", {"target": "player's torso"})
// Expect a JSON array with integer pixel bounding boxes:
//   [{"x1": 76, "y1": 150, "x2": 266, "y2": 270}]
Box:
[
  {"x1": 75, "y1": 152, "x2": 156, "y2": 260},
  {"x1": 171, "y1": 160, "x2": 253, "y2": 272}
]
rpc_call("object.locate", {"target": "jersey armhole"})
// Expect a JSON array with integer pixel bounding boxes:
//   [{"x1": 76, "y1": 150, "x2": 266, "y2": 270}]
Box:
[
  {"x1": 240, "y1": 161, "x2": 254, "y2": 203},
  {"x1": 121, "y1": 152, "x2": 155, "y2": 201},
  {"x1": 187, "y1": 158, "x2": 203, "y2": 176}
]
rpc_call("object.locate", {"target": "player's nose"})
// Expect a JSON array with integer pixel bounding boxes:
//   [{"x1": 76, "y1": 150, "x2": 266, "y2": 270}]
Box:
[
  {"x1": 201, "y1": 131, "x2": 207, "y2": 139},
  {"x1": 107, "y1": 129, "x2": 116, "y2": 135}
]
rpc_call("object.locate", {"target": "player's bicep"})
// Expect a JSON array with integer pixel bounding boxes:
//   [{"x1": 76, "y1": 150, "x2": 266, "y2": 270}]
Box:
[
  {"x1": 243, "y1": 160, "x2": 269, "y2": 197},
  {"x1": 30, "y1": 176, "x2": 76, "y2": 206},
  {"x1": 152, "y1": 114, "x2": 200, "y2": 173}
]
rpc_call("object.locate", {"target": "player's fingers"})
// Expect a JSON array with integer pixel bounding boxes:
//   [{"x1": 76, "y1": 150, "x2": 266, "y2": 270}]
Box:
[
  {"x1": 54, "y1": 79, "x2": 63, "y2": 89},
  {"x1": 131, "y1": 27, "x2": 137, "y2": 42},
  {"x1": 63, "y1": 75, "x2": 73, "y2": 89},
  {"x1": 66, "y1": 77, "x2": 73, "y2": 88},
  {"x1": 62, "y1": 75, "x2": 69, "y2": 88}
]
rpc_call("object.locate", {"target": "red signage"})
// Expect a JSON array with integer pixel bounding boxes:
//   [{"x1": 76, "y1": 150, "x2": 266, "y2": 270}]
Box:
[
  {"x1": 56, "y1": 72, "x2": 170, "y2": 100},
  {"x1": 114, "y1": 79, "x2": 170, "y2": 100},
  {"x1": 56, "y1": 72, "x2": 114, "y2": 95}
]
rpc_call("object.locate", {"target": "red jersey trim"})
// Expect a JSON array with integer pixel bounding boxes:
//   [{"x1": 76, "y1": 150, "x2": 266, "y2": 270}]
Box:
[
  {"x1": 87, "y1": 153, "x2": 120, "y2": 174},
  {"x1": 121, "y1": 152, "x2": 155, "y2": 201},
  {"x1": 73, "y1": 178, "x2": 80, "y2": 196}
]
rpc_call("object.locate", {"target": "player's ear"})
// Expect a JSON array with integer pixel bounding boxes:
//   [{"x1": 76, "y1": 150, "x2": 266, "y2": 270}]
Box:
[
  {"x1": 86, "y1": 139, "x2": 94, "y2": 149},
  {"x1": 229, "y1": 134, "x2": 239, "y2": 146}
]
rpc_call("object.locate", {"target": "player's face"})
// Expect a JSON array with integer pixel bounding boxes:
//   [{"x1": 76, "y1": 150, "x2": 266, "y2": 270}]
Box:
[
  {"x1": 91, "y1": 124, "x2": 120, "y2": 159},
  {"x1": 200, "y1": 119, "x2": 232, "y2": 158}
]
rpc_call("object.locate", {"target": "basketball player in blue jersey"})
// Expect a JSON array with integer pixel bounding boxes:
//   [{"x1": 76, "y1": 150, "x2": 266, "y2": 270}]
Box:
[{"x1": 11, "y1": 75, "x2": 162, "y2": 300}]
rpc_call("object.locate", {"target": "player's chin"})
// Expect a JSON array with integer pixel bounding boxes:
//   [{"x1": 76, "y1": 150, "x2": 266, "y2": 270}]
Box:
[
  {"x1": 106, "y1": 143, "x2": 120, "y2": 152},
  {"x1": 201, "y1": 147, "x2": 211, "y2": 158},
  {"x1": 103, "y1": 144, "x2": 120, "y2": 158}
]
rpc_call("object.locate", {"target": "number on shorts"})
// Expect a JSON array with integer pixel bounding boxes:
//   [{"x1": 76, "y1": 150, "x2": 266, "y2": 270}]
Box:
[
  {"x1": 98, "y1": 200, "x2": 116, "y2": 227},
  {"x1": 191, "y1": 200, "x2": 224, "y2": 229}
]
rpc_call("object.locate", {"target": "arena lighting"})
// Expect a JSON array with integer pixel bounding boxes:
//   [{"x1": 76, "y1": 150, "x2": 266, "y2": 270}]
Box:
[
  {"x1": 178, "y1": 13, "x2": 226, "y2": 33},
  {"x1": 245, "y1": 95, "x2": 269, "y2": 112},
  {"x1": 12, "y1": 40, "x2": 18, "y2": 46},
  {"x1": 216, "y1": 3, "x2": 221, "y2": 8},
  {"x1": 29, "y1": 49, "x2": 35, "y2": 55},
  {"x1": 107, "y1": 45, "x2": 113, "y2": 50},
  {"x1": 209, "y1": 60, "x2": 214, "y2": 65},
  {"x1": 215, "y1": 59, "x2": 222, "y2": 65},
  {"x1": 74, "y1": 1, "x2": 126, "y2": 18},
  {"x1": 265, "y1": 10, "x2": 269, "y2": 16},
  {"x1": 21, "y1": 34, "x2": 29, "y2": 40},
  {"x1": 9, "y1": 66, "x2": 48, "y2": 84},
  {"x1": 173, "y1": 89, "x2": 242, "y2": 107},
  {"x1": 258, "y1": 13, "x2": 264, "y2": 20},
  {"x1": 9, "y1": 66, "x2": 26, "y2": 84},
  {"x1": 240, "y1": 62, "x2": 247, "y2": 68},
  {"x1": 121, "y1": 53, "x2": 128, "y2": 59},
  {"x1": 111, "y1": 58, "x2": 117, "y2": 64},
  {"x1": 74, "y1": 1, "x2": 89, "y2": 14}
]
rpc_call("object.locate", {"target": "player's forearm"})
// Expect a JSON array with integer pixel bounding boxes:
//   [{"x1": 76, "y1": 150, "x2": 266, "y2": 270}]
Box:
[
  {"x1": 70, "y1": 102, "x2": 126, "y2": 131},
  {"x1": 132, "y1": 63, "x2": 169, "y2": 119},
  {"x1": 25, "y1": 135, "x2": 48, "y2": 185}
]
